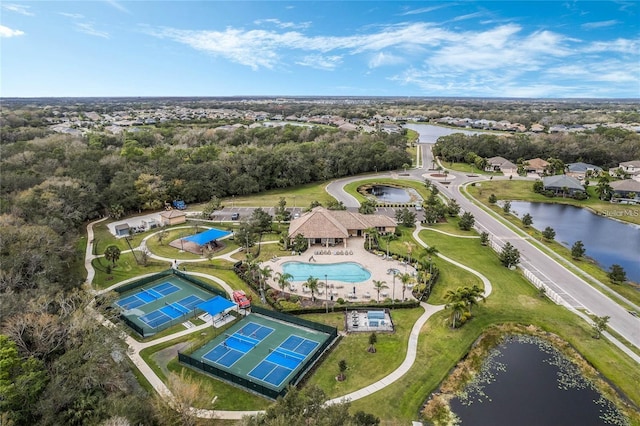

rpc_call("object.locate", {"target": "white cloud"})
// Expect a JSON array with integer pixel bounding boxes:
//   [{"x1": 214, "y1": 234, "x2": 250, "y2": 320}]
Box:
[
  {"x1": 368, "y1": 52, "x2": 403, "y2": 68},
  {"x1": 59, "y1": 12, "x2": 85, "y2": 19},
  {"x1": 399, "y1": 5, "x2": 450, "y2": 16},
  {"x1": 2, "y1": 3, "x2": 34, "y2": 16},
  {"x1": 76, "y1": 23, "x2": 110, "y2": 39},
  {"x1": 105, "y1": 0, "x2": 130, "y2": 14},
  {"x1": 254, "y1": 18, "x2": 311, "y2": 30},
  {"x1": 583, "y1": 38, "x2": 639, "y2": 54},
  {"x1": 295, "y1": 54, "x2": 343, "y2": 70},
  {"x1": 451, "y1": 12, "x2": 484, "y2": 22},
  {"x1": 581, "y1": 20, "x2": 619, "y2": 29},
  {"x1": 0, "y1": 25, "x2": 25, "y2": 38}
]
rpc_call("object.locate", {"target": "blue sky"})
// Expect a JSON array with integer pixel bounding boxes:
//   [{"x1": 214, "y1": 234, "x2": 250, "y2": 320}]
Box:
[{"x1": 1, "y1": 1, "x2": 638, "y2": 98}]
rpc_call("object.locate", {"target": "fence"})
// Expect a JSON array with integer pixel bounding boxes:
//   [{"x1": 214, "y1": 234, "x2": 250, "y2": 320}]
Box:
[{"x1": 178, "y1": 307, "x2": 339, "y2": 399}]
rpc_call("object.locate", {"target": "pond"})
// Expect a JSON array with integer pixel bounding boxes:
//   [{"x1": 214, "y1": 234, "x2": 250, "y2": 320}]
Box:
[
  {"x1": 450, "y1": 336, "x2": 628, "y2": 426},
  {"x1": 367, "y1": 185, "x2": 420, "y2": 203},
  {"x1": 509, "y1": 201, "x2": 640, "y2": 283},
  {"x1": 403, "y1": 123, "x2": 487, "y2": 143}
]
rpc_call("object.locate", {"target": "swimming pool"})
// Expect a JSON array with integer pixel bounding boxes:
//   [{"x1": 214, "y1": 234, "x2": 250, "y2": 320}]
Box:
[{"x1": 282, "y1": 261, "x2": 371, "y2": 283}]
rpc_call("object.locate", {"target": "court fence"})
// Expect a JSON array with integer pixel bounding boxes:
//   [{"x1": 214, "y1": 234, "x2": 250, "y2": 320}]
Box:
[
  {"x1": 115, "y1": 269, "x2": 230, "y2": 338},
  {"x1": 178, "y1": 307, "x2": 339, "y2": 400}
]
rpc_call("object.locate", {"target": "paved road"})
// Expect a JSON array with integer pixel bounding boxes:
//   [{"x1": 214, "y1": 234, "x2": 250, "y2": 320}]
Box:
[{"x1": 326, "y1": 140, "x2": 640, "y2": 351}]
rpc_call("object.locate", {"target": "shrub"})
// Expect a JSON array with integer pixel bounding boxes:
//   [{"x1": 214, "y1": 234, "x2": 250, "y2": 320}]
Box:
[{"x1": 336, "y1": 298, "x2": 345, "y2": 305}]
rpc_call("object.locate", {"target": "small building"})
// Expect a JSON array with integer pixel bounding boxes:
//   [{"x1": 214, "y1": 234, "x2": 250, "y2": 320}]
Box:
[
  {"x1": 566, "y1": 162, "x2": 602, "y2": 180},
  {"x1": 610, "y1": 179, "x2": 640, "y2": 203},
  {"x1": 485, "y1": 156, "x2": 517, "y2": 175},
  {"x1": 141, "y1": 218, "x2": 159, "y2": 230},
  {"x1": 160, "y1": 210, "x2": 187, "y2": 226},
  {"x1": 114, "y1": 223, "x2": 130, "y2": 237},
  {"x1": 542, "y1": 175, "x2": 585, "y2": 195}
]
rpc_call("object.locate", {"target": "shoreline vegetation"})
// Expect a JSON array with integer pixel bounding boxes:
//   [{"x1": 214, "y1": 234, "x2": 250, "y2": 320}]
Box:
[{"x1": 422, "y1": 324, "x2": 640, "y2": 426}]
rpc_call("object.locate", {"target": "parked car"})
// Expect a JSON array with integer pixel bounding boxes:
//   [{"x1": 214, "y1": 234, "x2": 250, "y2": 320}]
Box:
[
  {"x1": 231, "y1": 212, "x2": 240, "y2": 220},
  {"x1": 232, "y1": 290, "x2": 251, "y2": 309}
]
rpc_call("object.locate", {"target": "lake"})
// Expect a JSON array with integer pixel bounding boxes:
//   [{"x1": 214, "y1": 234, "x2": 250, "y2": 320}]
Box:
[
  {"x1": 510, "y1": 201, "x2": 640, "y2": 283},
  {"x1": 403, "y1": 123, "x2": 487, "y2": 143},
  {"x1": 367, "y1": 185, "x2": 420, "y2": 203},
  {"x1": 450, "y1": 336, "x2": 628, "y2": 426}
]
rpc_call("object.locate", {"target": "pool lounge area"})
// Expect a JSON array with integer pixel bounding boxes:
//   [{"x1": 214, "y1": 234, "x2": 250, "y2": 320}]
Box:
[{"x1": 267, "y1": 237, "x2": 417, "y2": 303}]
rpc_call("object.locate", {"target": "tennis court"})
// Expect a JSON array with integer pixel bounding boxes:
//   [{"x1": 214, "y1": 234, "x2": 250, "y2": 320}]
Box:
[
  {"x1": 183, "y1": 311, "x2": 337, "y2": 397},
  {"x1": 201, "y1": 322, "x2": 274, "y2": 368},
  {"x1": 115, "y1": 273, "x2": 225, "y2": 336},
  {"x1": 116, "y1": 281, "x2": 180, "y2": 310},
  {"x1": 248, "y1": 335, "x2": 319, "y2": 387}
]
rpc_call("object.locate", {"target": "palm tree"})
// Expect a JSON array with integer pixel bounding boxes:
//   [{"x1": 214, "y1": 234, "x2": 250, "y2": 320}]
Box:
[
  {"x1": 460, "y1": 285, "x2": 485, "y2": 315},
  {"x1": 258, "y1": 265, "x2": 273, "y2": 291},
  {"x1": 372, "y1": 280, "x2": 388, "y2": 303},
  {"x1": 404, "y1": 241, "x2": 415, "y2": 265},
  {"x1": 306, "y1": 276, "x2": 319, "y2": 301},
  {"x1": 364, "y1": 227, "x2": 379, "y2": 251},
  {"x1": 445, "y1": 300, "x2": 467, "y2": 328},
  {"x1": 398, "y1": 272, "x2": 413, "y2": 301},
  {"x1": 104, "y1": 245, "x2": 121, "y2": 265},
  {"x1": 275, "y1": 272, "x2": 293, "y2": 292}
]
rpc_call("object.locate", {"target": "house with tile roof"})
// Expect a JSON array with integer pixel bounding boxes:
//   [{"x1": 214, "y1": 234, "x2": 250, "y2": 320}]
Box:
[
  {"x1": 542, "y1": 175, "x2": 585, "y2": 196},
  {"x1": 287, "y1": 207, "x2": 396, "y2": 248},
  {"x1": 485, "y1": 156, "x2": 517, "y2": 175},
  {"x1": 524, "y1": 158, "x2": 549, "y2": 175}
]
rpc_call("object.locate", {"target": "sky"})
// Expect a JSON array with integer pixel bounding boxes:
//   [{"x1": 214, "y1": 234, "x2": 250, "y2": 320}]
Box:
[{"x1": 1, "y1": 1, "x2": 638, "y2": 98}]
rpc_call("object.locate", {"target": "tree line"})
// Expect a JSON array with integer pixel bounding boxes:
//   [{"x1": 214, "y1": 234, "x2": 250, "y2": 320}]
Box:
[{"x1": 432, "y1": 127, "x2": 640, "y2": 169}]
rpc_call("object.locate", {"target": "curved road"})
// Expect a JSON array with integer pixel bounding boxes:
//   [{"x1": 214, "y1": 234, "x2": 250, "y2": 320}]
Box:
[{"x1": 326, "y1": 133, "x2": 640, "y2": 352}]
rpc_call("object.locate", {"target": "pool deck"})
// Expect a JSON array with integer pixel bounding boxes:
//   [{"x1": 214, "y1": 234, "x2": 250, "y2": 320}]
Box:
[{"x1": 265, "y1": 237, "x2": 417, "y2": 302}]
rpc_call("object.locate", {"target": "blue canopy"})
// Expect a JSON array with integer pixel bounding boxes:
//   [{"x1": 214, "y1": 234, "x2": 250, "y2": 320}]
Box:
[
  {"x1": 183, "y1": 228, "x2": 231, "y2": 246},
  {"x1": 197, "y1": 296, "x2": 236, "y2": 316}
]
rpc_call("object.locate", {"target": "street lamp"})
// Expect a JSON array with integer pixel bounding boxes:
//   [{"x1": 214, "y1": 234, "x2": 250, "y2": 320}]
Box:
[{"x1": 325, "y1": 274, "x2": 328, "y2": 314}]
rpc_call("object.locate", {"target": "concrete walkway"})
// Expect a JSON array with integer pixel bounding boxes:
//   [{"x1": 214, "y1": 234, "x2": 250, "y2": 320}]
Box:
[{"x1": 85, "y1": 216, "x2": 496, "y2": 420}]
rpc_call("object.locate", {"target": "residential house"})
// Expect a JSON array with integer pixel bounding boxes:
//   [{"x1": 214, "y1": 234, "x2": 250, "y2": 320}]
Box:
[
  {"x1": 288, "y1": 207, "x2": 396, "y2": 248},
  {"x1": 524, "y1": 158, "x2": 549, "y2": 175},
  {"x1": 610, "y1": 180, "x2": 640, "y2": 203},
  {"x1": 542, "y1": 175, "x2": 585, "y2": 196},
  {"x1": 618, "y1": 160, "x2": 640, "y2": 182},
  {"x1": 485, "y1": 156, "x2": 517, "y2": 175},
  {"x1": 565, "y1": 162, "x2": 602, "y2": 180}
]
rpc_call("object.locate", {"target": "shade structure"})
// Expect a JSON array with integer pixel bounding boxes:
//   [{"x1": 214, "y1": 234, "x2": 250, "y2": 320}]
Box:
[
  {"x1": 197, "y1": 296, "x2": 236, "y2": 316},
  {"x1": 183, "y1": 228, "x2": 231, "y2": 246}
]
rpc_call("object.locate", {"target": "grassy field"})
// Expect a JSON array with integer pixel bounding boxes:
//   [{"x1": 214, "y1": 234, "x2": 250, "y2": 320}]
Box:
[
  {"x1": 92, "y1": 253, "x2": 170, "y2": 290},
  {"x1": 440, "y1": 160, "x2": 499, "y2": 176}
]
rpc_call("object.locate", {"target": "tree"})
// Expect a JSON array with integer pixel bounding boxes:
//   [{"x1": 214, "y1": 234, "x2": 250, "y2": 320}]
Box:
[
  {"x1": 202, "y1": 196, "x2": 222, "y2": 219},
  {"x1": 152, "y1": 371, "x2": 201, "y2": 426},
  {"x1": 480, "y1": 231, "x2": 490, "y2": 246},
  {"x1": 488, "y1": 194, "x2": 497, "y2": 204},
  {"x1": 499, "y1": 242, "x2": 520, "y2": 268},
  {"x1": 502, "y1": 200, "x2": 511, "y2": 214},
  {"x1": 305, "y1": 276, "x2": 319, "y2": 301},
  {"x1": 372, "y1": 280, "x2": 388, "y2": 303},
  {"x1": 259, "y1": 265, "x2": 273, "y2": 291},
  {"x1": 592, "y1": 315, "x2": 610, "y2": 339},
  {"x1": 235, "y1": 221, "x2": 257, "y2": 253},
  {"x1": 458, "y1": 212, "x2": 475, "y2": 231},
  {"x1": 395, "y1": 207, "x2": 416, "y2": 227},
  {"x1": 274, "y1": 197, "x2": 290, "y2": 222},
  {"x1": 103, "y1": 245, "x2": 121, "y2": 266},
  {"x1": 542, "y1": 226, "x2": 556, "y2": 241},
  {"x1": 367, "y1": 333, "x2": 377, "y2": 353},
  {"x1": 109, "y1": 204, "x2": 124, "y2": 220},
  {"x1": 291, "y1": 233, "x2": 308, "y2": 253},
  {"x1": 521, "y1": 213, "x2": 533, "y2": 227},
  {"x1": 274, "y1": 272, "x2": 293, "y2": 292},
  {"x1": 358, "y1": 199, "x2": 377, "y2": 215},
  {"x1": 250, "y1": 208, "x2": 273, "y2": 234},
  {"x1": 0, "y1": 335, "x2": 48, "y2": 425},
  {"x1": 596, "y1": 176, "x2": 613, "y2": 201},
  {"x1": 460, "y1": 285, "x2": 485, "y2": 315},
  {"x1": 364, "y1": 227, "x2": 379, "y2": 250},
  {"x1": 533, "y1": 180, "x2": 544, "y2": 193},
  {"x1": 446, "y1": 199, "x2": 460, "y2": 217},
  {"x1": 404, "y1": 241, "x2": 415, "y2": 265},
  {"x1": 398, "y1": 272, "x2": 413, "y2": 301},
  {"x1": 337, "y1": 359, "x2": 347, "y2": 381},
  {"x1": 445, "y1": 299, "x2": 467, "y2": 329},
  {"x1": 571, "y1": 240, "x2": 586, "y2": 260},
  {"x1": 608, "y1": 264, "x2": 627, "y2": 284}
]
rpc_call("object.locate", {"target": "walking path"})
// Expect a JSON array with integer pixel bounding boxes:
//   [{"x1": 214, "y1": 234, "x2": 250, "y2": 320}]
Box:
[{"x1": 84, "y1": 214, "x2": 497, "y2": 420}]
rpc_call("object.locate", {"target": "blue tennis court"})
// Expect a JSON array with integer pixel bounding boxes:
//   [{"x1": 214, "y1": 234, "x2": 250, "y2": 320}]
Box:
[
  {"x1": 139, "y1": 295, "x2": 205, "y2": 328},
  {"x1": 116, "y1": 282, "x2": 180, "y2": 310},
  {"x1": 248, "y1": 335, "x2": 319, "y2": 387},
  {"x1": 237, "y1": 322, "x2": 274, "y2": 341},
  {"x1": 202, "y1": 332, "x2": 257, "y2": 367}
]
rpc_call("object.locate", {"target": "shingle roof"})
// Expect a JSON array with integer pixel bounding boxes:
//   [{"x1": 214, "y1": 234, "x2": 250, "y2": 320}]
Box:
[
  {"x1": 288, "y1": 207, "x2": 396, "y2": 239},
  {"x1": 610, "y1": 179, "x2": 640, "y2": 192},
  {"x1": 160, "y1": 210, "x2": 186, "y2": 219},
  {"x1": 542, "y1": 175, "x2": 584, "y2": 191},
  {"x1": 566, "y1": 162, "x2": 602, "y2": 173}
]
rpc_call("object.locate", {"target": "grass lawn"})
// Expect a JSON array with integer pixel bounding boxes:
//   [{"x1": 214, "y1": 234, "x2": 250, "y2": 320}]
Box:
[
  {"x1": 440, "y1": 160, "x2": 499, "y2": 176},
  {"x1": 92, "y1": 220, "x2": 147, "y2": 255},
  {"x1": 343, "y1": 178, "x2": 432, "y2": 204},
  {"x1": 92, "y1": 253, "x2": 170, "y2": 290},
  {"x1": 302, "y1": 308, "x2": 424, "y2": 398},
  {"x1": 428, "y1": 256, "x2": 484, "y2": 305},
  {"x1": 423, "y1": 216, "x2": 481, "y2": 237},
  {"x1": 212, "y1": 181, "x2": 336, "y2": 209}
]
